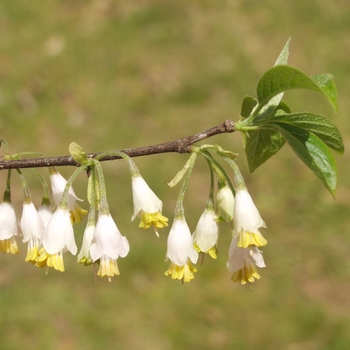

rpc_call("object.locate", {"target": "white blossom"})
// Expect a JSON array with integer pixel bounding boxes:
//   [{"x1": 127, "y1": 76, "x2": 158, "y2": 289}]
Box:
[
  {"x1": 192, "y1": 209, "x2": 219, "y2": 259},
  {"x1": 234, "y1": 188, "x2": 267, "y2": 248},
  {"x1": 0, "y1": 202, "x2": 19, "y2": 254},
  {"x1": 165, "y1": 218, "x2": 198, "y2": 282},
  {"x1": 38, "y1": 202, "x2": 53, "y2": 227},
  {"x1": 20, "y1": 202, "x2": 44, "y2": 263},
  {"x1": 131, "y1": 175, "x2": 168, "y2": 236},
  {"x1": 77, "y1": 224, "x2": 95, "y2": 265},
  {"x1": 227, "y1": 235, "x2": 266, "y2": 284},
  {"x1": 216, "y1": 185, "x2": 235, "y2": 222},
  {"x1": 90, "y1": 213, "x2": 130, "y2": 280},
  {"x1": 36, "y1": 207, "x2": 77, "y2": 271},
  {"x1": 50, "y1": 171, "x2": 87, "y2": 224}
]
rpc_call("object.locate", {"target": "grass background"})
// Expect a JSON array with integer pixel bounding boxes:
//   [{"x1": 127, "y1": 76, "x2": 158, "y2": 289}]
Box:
[{"x1": 1, "y1": 0, "x2": 350, "y2": 349}]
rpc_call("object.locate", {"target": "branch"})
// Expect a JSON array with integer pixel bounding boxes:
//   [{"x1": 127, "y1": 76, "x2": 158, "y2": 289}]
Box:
[{"x1": 0, "y1": 119, "x2": 235, "y2": 170}]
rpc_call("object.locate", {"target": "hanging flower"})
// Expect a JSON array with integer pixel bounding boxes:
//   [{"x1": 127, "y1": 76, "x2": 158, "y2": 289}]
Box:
[
  {"x1": 0, "y1": 202, "x2": 19, "y2": 254},
  {"x1": 165, "y1": 218, "x2": 198, "y2": 282},
  {"x1": 192, "y1": 208, "x2": 219, "y2": 259},
  {"x1": 36, "y1": 207, "x2": 77, "y2": 271},
  {"x1": 20, "y1": 202, "x2": 44, "y2": 263},
  {"x1": 89, "y1": 213, "x2": 130, "y2": 281},
  {"x1": 131, "y1": 175, "x2": 168, "y2": 237},
  {"x1": 50, "y1": 170, "x2": 88, "y2": 224},
  {"x1": 216, "y1": 184, "x2": 235, "y2": 223},
  {"x1": 77, "y1": 223, "x2": 95, "y2": 266},
  {"x1": 38, "y1": 201, "x2": 53, "y2": 227},
  {"x1": 234, "y1": 188, "x2": 267, "y2": 248},
  {"x1": 227, "y1": 235, "x2": 266, "y2": 284}
]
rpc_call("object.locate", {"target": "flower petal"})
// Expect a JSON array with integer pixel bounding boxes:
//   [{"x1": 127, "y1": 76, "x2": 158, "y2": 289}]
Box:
[
  {"x1": 0, "y1": 202, "x2": 17, "y2": 240},
  {"x1": 192, "y1": 209, "x2": 219, "y2": 253},
  {"x1": 131, "y1": 176, "x2": 163, "y2": 220},
  {"x1": 166, "y1": 218, "x2": 198, "y2": 266},
  {"x1": 43, "y1": 208, "x2": 76, "y2": 255},
  {"x1": 90, "y1": 214, "x2": 130, "y2": 261}
]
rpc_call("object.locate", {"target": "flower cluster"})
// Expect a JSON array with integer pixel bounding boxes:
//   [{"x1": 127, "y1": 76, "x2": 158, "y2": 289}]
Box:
[
  {"x1": 0, "y1": 143, "x2": 268, "y2": 286},
  {"x1": 0, "y1": 162, "x2": 168, "y2": 282},
  {"x1": 163, "y1": 181, "x2": 267, "y2": 285}
]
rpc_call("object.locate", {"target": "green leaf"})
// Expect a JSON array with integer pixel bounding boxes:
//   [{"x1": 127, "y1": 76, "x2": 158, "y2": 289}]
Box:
[
  {"x1": 240, "y1": 96, "x2": 257, "y2": 119},
  {"x1": 276, "y1": 100, "x2": 291, "y2": 114},
  {"x1": 254, "y1": 39, "x2": 291, "y2": 122},
  {"x1": 168, "y1": 154, "x2": 194, "y2": 187},
  {"x1": 274, "y1": 37, "x2": 291, "y2": 66},
  {"x1": 269, "y1": 123, "x2": 337, "y2": 195},
  {"x1": 268, "y1": 112, "x2": 344, "y2": 154},
  {"x1": 256, "y1": 66, "x2": 338, "y2": 112},
  {"x1": 254, "y1": 100, "x2": 292, "y2": 122},
  {"x1": 244, "y1": 128, "x2": 286, "y2": 172},
  {"x1": 311, "y1": 74, "x2": 338, "y2": 112}
]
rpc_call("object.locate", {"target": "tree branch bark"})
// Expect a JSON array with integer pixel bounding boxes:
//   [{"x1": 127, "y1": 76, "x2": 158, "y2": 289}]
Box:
[{"x1": 0, "y1": 119, "x2": 235, "y2": 170}]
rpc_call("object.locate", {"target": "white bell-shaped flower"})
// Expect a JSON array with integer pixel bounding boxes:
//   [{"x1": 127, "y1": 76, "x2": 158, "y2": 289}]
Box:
[
  {"x1": 227, "y1": 235, "x2": 266, "y2": 284},
  {"x1": 50, "y1": 171, "x2": 87, "y2": 224},
  {"x1": 90, "y1": 213, "x2": 130, "y2": 280},
  {"x1": 131, "y1": 175, "x2": 168, "y2": 236},
  {"x1": 192, "y1": 208, "x2": 219, "y2": 259},
  {"x1": 165, "y1": 218, "x2": 198, "y2": 282},
  {"x1": 0, "y1": 201, "x2": 19, "y2": 254},
  {"x1": 20, "y1": 202, "x2": 44, "y2": 263},
  {"x1": 77, "y1": 223, "x2": 95, "y2": 266},
  {"x1": 38, "y1": 202, "x2": 53, "y2": 227},
  {"x1": 234, "y1": 188, "x2": 267, "y2": 248},
  {"x1": 36, "y1": 207, "x2": 77, "y2": 272},
  {"x1": 216, "y1": 184, "x2": 235, "y2": 223}
]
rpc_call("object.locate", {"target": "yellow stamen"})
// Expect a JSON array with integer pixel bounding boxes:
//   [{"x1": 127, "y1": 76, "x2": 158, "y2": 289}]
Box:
[
  {"x1": 165, "y1": 261, "x2": 197, "y2": 283},
  {"x1": 207, "y1": 246, "x2": 218, "y2": 259},
  {"x1": 70, "y1": 204, "x2": 88, "y2": 224},
  {"x1": 96, "y1": 256, "x2": 120, "y2": 281},
  {"x1": 35, "y1": 248, "x2": 65, "y2": 272},
  {"x1": 25, "y1": 246, "x2": 40, "y2": 264},
  {"x1": 231, "y1": 264, "x2": 261, "y2": 285},
  {"x1": 194, "y1": 242, "x2": 218, "y2": 259},
  {"x1": 139, "y1": 212, "x2": 169, "y2": 230},
  {"x1": 77, "y1": 256, "x2": 93, "y2": 266},
  {"x1": 0, "y1": 237, "x2": 19, "y2": 254},
  {"x1": 237, "y1": 230, "x2": 267, "y2": 248}
]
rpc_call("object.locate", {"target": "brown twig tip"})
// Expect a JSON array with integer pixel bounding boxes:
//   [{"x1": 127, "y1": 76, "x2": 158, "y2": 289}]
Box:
[
  {"x1": 0, "y1": 120, "x2": 237, "y2": 170},
  {"x1": 224, "y1": 119, "x2": 235, "y2": 132}
]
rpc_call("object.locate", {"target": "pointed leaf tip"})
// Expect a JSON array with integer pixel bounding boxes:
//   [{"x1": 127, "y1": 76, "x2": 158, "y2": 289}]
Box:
[{"x1": 257, "y1": 66, "x2": 338, "y2": 112}]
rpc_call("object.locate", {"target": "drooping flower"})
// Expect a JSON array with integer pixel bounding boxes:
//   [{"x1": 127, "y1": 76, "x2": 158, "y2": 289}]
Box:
[
  {"x1": 227, "y1": 235, "x2": 266, "y2": 284},
  {"x1": 0, "y1": 202, "x2": 19, "y2": 254},
  {"x1": 192, "y1": 208, "x2": 219, "y2": 259},
  {"x1": 89, "y1": 213, "x2": 130, "y2": 281},
  {"x1": 216, "y1": 184, "x2": 235, "y2": 223},
  {"x1": 131, "y1": 175, "x2": 168, "y2": 236},
  {"x1": 234, "y1": 188, "x2": 267, "y2": 248},
  {"x1": 20, "y1": 202, "x2": 44, "y2": 263},
  {"x1": 165, "y1": 218, "x2": 198, "y2": 282},
  {"x1": 36, "y1": 207, "x2": 77, "y2": 271},
  {"x1": 77, "y1": 223, "x2": 95, "y2": 266},
  {"x1": 50, "y1": 170, "x2": 88, "y2": 224},
  {"x1": 38, "y1": 201, "x2": 53, "y2": 227}
]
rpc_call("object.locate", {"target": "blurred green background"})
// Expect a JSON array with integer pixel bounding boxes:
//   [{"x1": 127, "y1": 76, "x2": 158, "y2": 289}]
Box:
[{"x1": 1, "y1": 0, "x2": 350, "y2": 349}]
